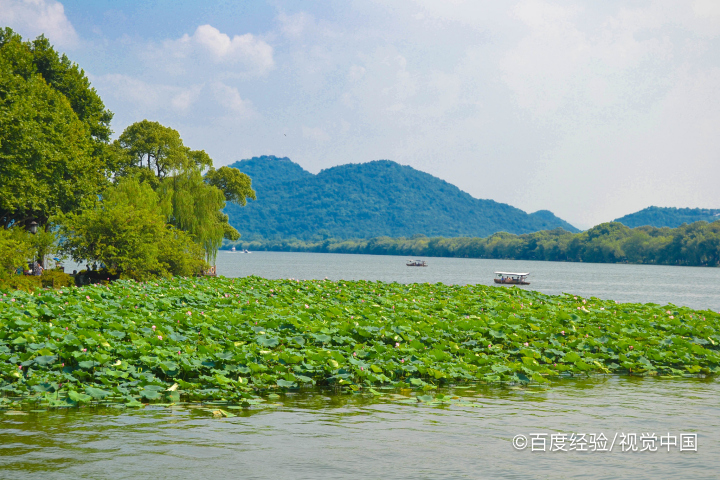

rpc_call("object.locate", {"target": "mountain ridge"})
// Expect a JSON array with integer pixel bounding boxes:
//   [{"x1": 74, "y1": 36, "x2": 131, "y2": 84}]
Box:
[
  {"x1": 614, "y1": 206, "x2": 720, "y2": 229},
  {"x1": 224, "y1": 156, "x2": 579, "y2": 240}
]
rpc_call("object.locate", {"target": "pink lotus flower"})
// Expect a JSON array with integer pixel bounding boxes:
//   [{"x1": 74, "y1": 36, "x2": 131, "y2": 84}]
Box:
[
  {"x1": 561, "y1": 331, "x2": 565, "y2": 335},
  {"x1": 82, "y1": 348, "x2": 87, "y2": 352},
  {"x1": 360, "y1": 367, "x2": 364, "y2": 371},
  {"x1": 400, "y1": 359, "x2": 405, "y2": 363},
  {"x1": 395, "y1": 342, "x2": 400, "y2": 347},
  {"x1": 86, "y1": 296, "x2": 91, "y2": 300},
  {"x1": 158, "y1": 335, "x2": 162, "y2": 340},
  {"x1": 187, "y1": 311, "x2": 192, "y2": 315},
  {"x1": 353, "y1": 352, "x2": 357, "y2": 356},
  {"x1": 18, "y1": 365, "x2": 22, "y2": 370},
  {"x1": 305, "y1": 304, "x2": 309, "y2": 308},
  {"x1": 152, "y1": 325, "x2": 156, "y2": 330},
  {"x1": 11, "y1": 298, "x2": 15, "y2": 302},
  {"x1": 61, "y1": 363, "x2": 64, "y2": 367},
  {"x1": 524, "y1": 342, "x2": 529, "y2": 347},
  {"x1": 178, "y1": 351, "x2": 181, "y2": 355},
  {"x1": 488, "y1": 344, "x2": 492, "y2": 348},
  {"x1": 629, "y1": 345, "x2": 633, "y2": 350}
]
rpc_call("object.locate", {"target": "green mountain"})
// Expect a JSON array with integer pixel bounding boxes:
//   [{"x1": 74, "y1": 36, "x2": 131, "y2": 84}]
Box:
[
  {"x1": 614, "y1": 206, "x2": 720, "y2": 229},
  {"x1": 224, "y1": 156, "x2": 578, "y2": 240}
]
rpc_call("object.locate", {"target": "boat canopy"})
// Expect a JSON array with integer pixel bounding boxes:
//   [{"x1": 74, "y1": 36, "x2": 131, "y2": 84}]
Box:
[{"x1": 494, "y1": 272, "x2": 529, "y2": 276}]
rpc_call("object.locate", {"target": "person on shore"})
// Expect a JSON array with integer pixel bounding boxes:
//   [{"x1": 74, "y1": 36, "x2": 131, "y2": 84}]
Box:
[{"x1": 33, "y1": 260, "x2": 44, "y2": 276}]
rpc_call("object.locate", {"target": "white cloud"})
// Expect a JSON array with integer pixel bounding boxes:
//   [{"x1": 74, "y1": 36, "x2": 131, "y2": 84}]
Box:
[
  {"x1": 93, "y1": 75, "x2": 255, "y2": 123},
  {"x1": 211, "y1": 82, "x2": 254, "y2": 116},
  {"x1": 278, "y1": 11, "x2": 314, "y2": 38},
  {"x1": 154, "y1": 25, "x2": 274, "y2": 76},
  {"x1": 694, "y1": 0, "x2": 720, "y2": 17},
  {"x1": 302, "y1": 126, "x2": 330, "y2": 143},
  {"x1": 0, "y1": 0, "x2": 78, "y2": 46},
  {"x1": 92, "y1": 74, "x2": 202, "y2": 115},
  {"x1": 348, "y1": 65, "x2": 366, "y2": 82}
]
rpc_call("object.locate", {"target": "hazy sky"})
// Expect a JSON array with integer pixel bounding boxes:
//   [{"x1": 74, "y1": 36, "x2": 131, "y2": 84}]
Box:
[{"x1": 3, "y1": 0, "x2": 720, "y2": 229}]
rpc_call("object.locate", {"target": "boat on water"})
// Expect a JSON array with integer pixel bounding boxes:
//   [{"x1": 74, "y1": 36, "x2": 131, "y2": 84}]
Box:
[
  {"x1": 494, "y1": 272, "x2": 530, "y2": 285},
  {"x1": 407, "y1": 259, "x2": 428, "y2": 267},
  {"x1": 243, "y1": 249, "x2": 250, "y2": 254},
  {"x1": 230, "y1": 246, "x2": 236, "y2": 252}
]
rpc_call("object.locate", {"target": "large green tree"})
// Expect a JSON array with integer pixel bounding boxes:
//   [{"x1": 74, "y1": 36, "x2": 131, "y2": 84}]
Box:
[
  {"x1": 116, "y1": 121, "x2": 255, "y2": 262},
  {"x1": 57, "y1": 178, "x2": 205, "y2": 280},
  {"x1": 0, "y1": 28, "x2": 113, "y2": 230}
]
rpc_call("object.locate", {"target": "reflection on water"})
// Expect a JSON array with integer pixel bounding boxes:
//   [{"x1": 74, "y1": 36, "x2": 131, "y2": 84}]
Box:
[
  {"x1": 216, "y1": 251, "x2": 720, "y2": 311},
  {"x1": 2, "y1": 377, "x2": 718, "y2": 480}
]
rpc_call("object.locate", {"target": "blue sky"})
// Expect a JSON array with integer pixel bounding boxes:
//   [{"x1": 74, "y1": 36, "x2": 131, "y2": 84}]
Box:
[{"x1": 3, "y1": 0, "x2": 720, "y2": 229}]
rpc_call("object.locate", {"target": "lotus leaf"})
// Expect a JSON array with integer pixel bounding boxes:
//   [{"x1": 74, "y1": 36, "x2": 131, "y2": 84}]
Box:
[{"x1": 0, "y1": 276, "x2": 718, "y2": 408}]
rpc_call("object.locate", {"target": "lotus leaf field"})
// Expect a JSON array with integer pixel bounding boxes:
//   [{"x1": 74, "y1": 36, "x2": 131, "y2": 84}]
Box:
[{"x1": 1, "y1": 276, "x2": 719, "y2": 409}]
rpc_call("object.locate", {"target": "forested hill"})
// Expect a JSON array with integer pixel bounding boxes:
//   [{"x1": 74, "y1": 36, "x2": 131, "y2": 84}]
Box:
[
  {"x1": 615, "y1": 207, "x2": 720, "y2": 229},
  {"x1": 224, "y1": 156, "x2": 578, "y2": 240}
]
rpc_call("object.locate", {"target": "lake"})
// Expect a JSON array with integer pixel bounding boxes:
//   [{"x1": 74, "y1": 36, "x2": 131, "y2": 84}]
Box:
[
  {"x1": 216, "y1": 251, "x2": 720, "y2": 311},
  {"x1": 12, "y1": 252, "x2": 719, "y2": 479},
  {"x1": 2, "y1": 377, "x2": 717, "y2": 479}
]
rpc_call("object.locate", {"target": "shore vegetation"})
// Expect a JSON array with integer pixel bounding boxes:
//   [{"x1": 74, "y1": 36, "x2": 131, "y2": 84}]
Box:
[{"x1": 230, "y1": 220, "x2": 720, "y2": 267}]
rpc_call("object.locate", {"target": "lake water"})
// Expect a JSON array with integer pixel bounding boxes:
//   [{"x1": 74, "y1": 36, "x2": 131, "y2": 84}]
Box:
[
  {"x1": 216, "y1": 251, "x2": 720, "y2": 311},
  {"x1": 2, "y1": 377, "x2": 718, "y2": 480},
  {"x1": 17, "y1": 252, "x2": 719, "y2": 479}
]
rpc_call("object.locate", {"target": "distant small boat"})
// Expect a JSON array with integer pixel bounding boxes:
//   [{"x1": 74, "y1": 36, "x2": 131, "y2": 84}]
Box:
[
  {"x1": 243, "y1": 249, "x2": 250, "y2": 254},
  {"x1": 230, "y1": 246, "x2": 236, "y2": 252},
  {"x1": 407, "y1": 259, "x2": 427, "y2": 267},
  {"x1": 494, "y1": 272, "x2": 530, "y2": 285}
]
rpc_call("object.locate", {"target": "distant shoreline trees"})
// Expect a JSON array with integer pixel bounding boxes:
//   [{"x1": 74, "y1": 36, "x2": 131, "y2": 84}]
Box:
[{"x1": 229, "y1": 221, "x2": 720, "y2": 267}]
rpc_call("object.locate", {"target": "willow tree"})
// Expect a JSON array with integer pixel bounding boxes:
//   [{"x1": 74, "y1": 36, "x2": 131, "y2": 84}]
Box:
[{"x1": 116, "y1": 121, "x2": 255, "y2": 263}]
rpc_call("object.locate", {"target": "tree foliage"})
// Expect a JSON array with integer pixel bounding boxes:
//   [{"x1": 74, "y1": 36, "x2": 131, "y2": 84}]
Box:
[
  {"x1": 615, "y1": 206, "x2": 720, "y2": 229},
  {"x1": 232, "y1": 221, "x2": 720, "y2": 268},
  {"x1": 116, "y1": 120, "x2": 211, "y2": 178},
  {"x1": 0, "y1": 227, "x2": 34, "y2": 278},
  {"x1": 0, "y1": 30, "x2": 255, "y2": 279},
  {"x1": 205, "y1": 166, "x2": 256, "y2": 206},
  {"x1": 57, "y1": 178, "x2": 205, "y2": 280},
  {"x1": 115, "y1": 121, "x2": 255, "y2": 262},
  {"x1": 0, "y1": 28, "x2": 112, "y2": 230}
]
